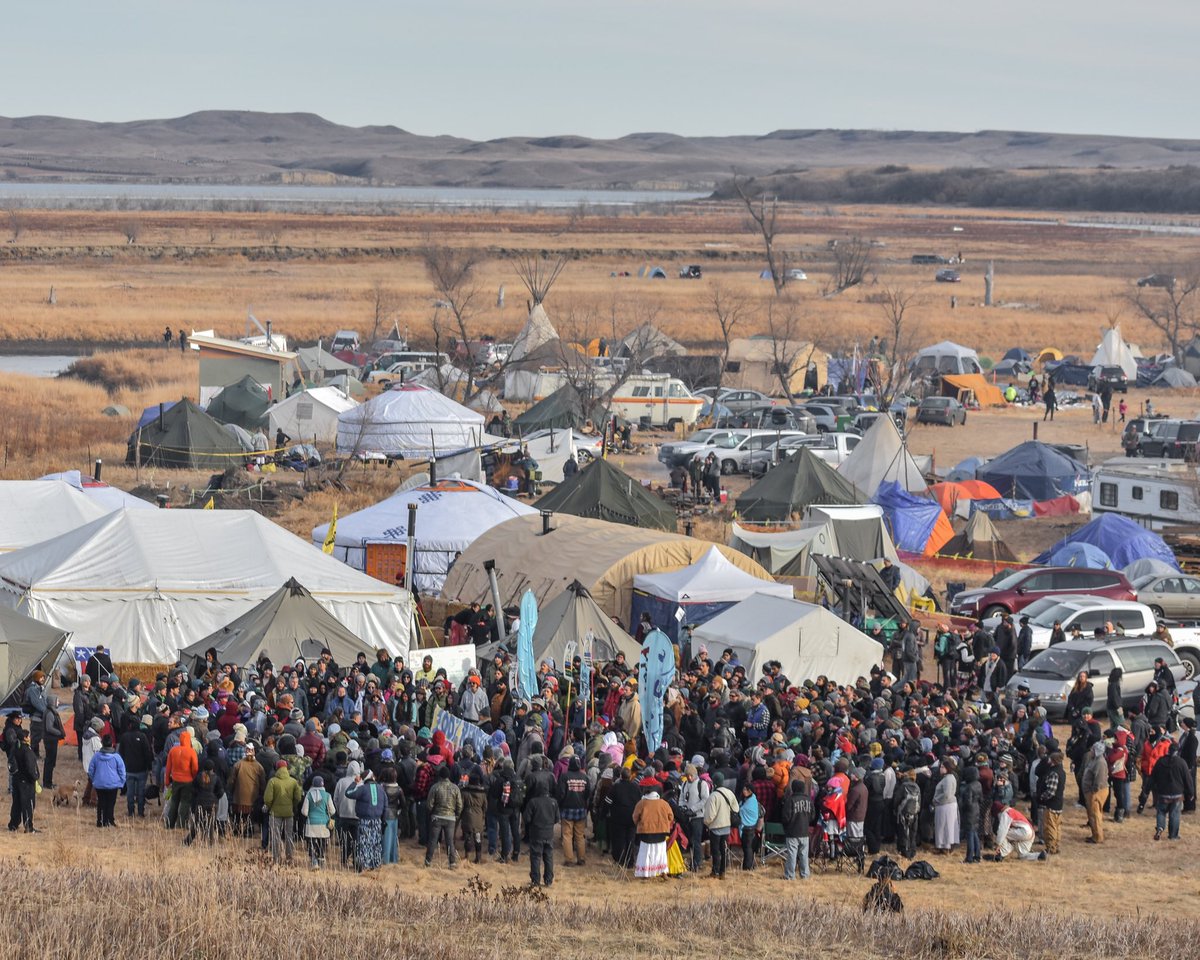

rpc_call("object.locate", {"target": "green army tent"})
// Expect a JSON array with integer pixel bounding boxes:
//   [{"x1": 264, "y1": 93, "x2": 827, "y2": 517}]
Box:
[
  {"x1": 735, "y1": 448, "x2": 864, "y2": 522},
  {"x1": 535, "y1": 457, "x2": 676, "y2": 531},
  {"x1": 205, "y1": 375, "x2": 271, "y2": 430},
  {"x1": 125, "y1": 399, "x2": 245, "y2": 469}
]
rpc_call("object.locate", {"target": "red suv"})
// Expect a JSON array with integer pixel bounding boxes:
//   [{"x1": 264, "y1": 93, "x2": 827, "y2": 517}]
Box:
[{"x1": 950, "y1": 567, "x2": 1136, "y2": 620}]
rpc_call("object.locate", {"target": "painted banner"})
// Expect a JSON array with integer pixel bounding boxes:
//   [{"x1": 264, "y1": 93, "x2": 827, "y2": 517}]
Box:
[{"x1": 638, "y1": 627, "x2": 676, "y2": 753}]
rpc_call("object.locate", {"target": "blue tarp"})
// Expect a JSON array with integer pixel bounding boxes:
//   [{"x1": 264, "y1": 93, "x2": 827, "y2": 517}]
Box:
[
  {"x1": 1044, "y1": 542, "x2": 1114, "y2": 569},
  {"x1": 872, "y1": 481, "x2": 942, "y2": 554},
  {"x1": 1046, "y1": 362, "x2": 1092, "y2": 386},
  {"x1": 976, "y1": 441, "x2": 1090, "y2": 501},
  {"x1": 630, "y1": 592, "x2": 731, "y2": 644},
  {"x1": 137, "y1": 401, "x2": 179, "y2": 429},
  {"x1": 1034, "y1": 513, "x2": 1181, "y2": 572}
]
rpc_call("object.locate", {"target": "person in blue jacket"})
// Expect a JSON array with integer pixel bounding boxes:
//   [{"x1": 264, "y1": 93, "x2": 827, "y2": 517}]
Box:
[
  {"x1": 347, "y1": 771, "x2": 388, "y2": 873},
  {"x1": 88, "y1": 734, "x2": 127, "y2": 829}
]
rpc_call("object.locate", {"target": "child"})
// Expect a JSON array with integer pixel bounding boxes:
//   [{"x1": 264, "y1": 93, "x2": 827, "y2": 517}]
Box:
[
  {"x1": 1091, "y1": 392, "x2": 1102, "y2": 424},
  {"x1": 1118, "y1": 398, "x2": 1127, "y2": 423}
]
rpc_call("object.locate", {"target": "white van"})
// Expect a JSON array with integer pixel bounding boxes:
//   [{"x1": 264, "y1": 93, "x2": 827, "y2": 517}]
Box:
[{"x1": 610, "y1": 374, "x2": 703, "y2": 429}]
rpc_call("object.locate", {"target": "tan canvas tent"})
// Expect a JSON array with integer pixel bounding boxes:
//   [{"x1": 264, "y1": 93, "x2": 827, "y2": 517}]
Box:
[
  {"x1": 441, "y1": 513, "x2": 774, "y2": 622},
  {"x1": 723, "y1": 337, "x2": 826, "y2": 395},
  {"x1": 938, "y1": 511, "x2": 1018, "y2": 562}
]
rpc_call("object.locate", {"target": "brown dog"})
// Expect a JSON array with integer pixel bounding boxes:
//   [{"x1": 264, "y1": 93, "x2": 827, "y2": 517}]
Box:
[{"x1": 52, "y1": 779, "x2": 81, "y2": 808}]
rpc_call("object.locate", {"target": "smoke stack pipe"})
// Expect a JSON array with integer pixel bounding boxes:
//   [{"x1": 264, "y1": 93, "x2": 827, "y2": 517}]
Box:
[
  {"x1": 93, "y1": 459, "x2": 102, "y2": 482},
  {"x1": 541, "y1": 510, "x2": 553, "y2": 536},
  {"x1": 483, "y1": 559, "x2": 507, "y2": 641},
  {"x1": 685, "y1": 519, "x2": 694, "y2": 537},
  {"x1": 266, "y1": 319, "x2": 273, "y2": 349},
  {"x1": 429, "y1": 459, "x2": 437, "y2": 484},
  {"x1": 158, "y1": 402, "x2": 164, "y2": 431},
  {"x1": 403, "y1": 504, "x2": 418, "y2": 596}
]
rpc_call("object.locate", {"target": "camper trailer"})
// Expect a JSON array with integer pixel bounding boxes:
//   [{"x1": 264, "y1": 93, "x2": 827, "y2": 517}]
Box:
[
  {"x1": 609, "y1": 374, "x2": 703, "y2": 429},
  {"x1": 1092, "y1": 457, "x2": 1200, "y2": 529}
]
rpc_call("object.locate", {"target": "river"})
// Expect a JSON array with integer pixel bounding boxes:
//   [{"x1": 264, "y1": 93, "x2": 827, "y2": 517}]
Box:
[{"x1": 0, "y1": 355, "x2": 79, "y2": 377}]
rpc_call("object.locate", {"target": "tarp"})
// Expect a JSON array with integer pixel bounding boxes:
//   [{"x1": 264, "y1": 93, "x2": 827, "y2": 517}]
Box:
[
  {"x1": 269, "y1": 387, "x2": 358, "y2": 445},
  {"x1": 519, "y1": 428, "x2": 579, "y2": 485},
  {"x1": 1091, "y1": 325, "x2": 1138, "y2": 380},
  {"x1": 692, "y1": 594, "x2": 883, "y2": 687},
  {"x1": 942, "y1": 373, "x2": 1006, "y2": 407},
  {"x1": 937, "y1": 510, "x2": 1018, "y2": 562},
  {"x1": 1123, "y1": 557, "x2": 1180, "y2": 582},
  {"x1": 534, "y1": 457, "x2": 676, "y2": 531},
  {"x1": 945, "y1": 456, "x2": 986, "y2": 483},
  {"x1": 970, "y1": 497, "x2": 1036, "y2": 520},
  {"x1": 735, "y1": 448, "x2": 864, "y2": 522},
  {"x1": 0, "y1": 481, "x2": 112, "y2": 553},
  {"x1": 930, "y1": 480, "x2": 1002, "y2": 517},
  {"x1": 337, "y1": 383, "x2": 487, "y2": 459},
  {"x1": 0, "y1": 605, "x2": 70, "y2": 710},
  {"x1": 1034, "y1": 513, "x2": 1181, "y2": 572},
  {"x1": 630, "y1": 546, "x2": 791, "y2": 642},
  {"x1": 180, "y1": 577, "x2": 371, "y2": 668},
  {"x1": 976, "y1": 440, "x2": 1090, "y2": 501},
  {"x1": 205, "y1": 375, "x2": 271, "y2": 430},
  {"x1": 126, "y1": 399, "x2": 245, "y2": 470},
  {"x1": 1044, "y1": 542, "x2": 1114, "y2": 569},
  {"x1": 312, "y1": 478, "x2": 537, "y2": 593},
  {"x1": 513, "y1": 385, "x2": 604, "y2": 433},
  {"x1": 1154, "y1": 367, "x2": 1198, "y2": 388},
  {"x1": 137, "y1": 401, "x2": 178, "y2": 429},
  {"x1": 838, "y1": 415, "x2": 927, "y2": 496},
  {"x1": 1031, "y1": 495, "x2": 1081, "y2": 517},
  {"x1": 0, "y1": 510, "x2": 415, "y2": 663},
  {"x1": 872, "y1": 481, "x2": 954, "y2": 557},
  {"x1": 516, "y1": 590, "x2": 538, "y2": 702},
  {"x1": 39, "y1": 471, "x2": 154, "y2": 513},
  {"x1": 912, "y1": 341, "x2": 983, "y2": 376},
  {"x1": 441, "y1": 513, "x2": 773, "y2": 620}
]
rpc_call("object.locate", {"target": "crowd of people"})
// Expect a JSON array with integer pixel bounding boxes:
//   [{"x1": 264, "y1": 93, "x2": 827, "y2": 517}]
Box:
[{"x1": 2, "y1": 629, "x2": 1195, "y2": 886}]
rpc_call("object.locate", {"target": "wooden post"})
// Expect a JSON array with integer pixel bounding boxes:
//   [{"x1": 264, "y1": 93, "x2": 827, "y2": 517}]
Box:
[{"x1": 984, "y1": 261, "x2": 994, "y2": 307}]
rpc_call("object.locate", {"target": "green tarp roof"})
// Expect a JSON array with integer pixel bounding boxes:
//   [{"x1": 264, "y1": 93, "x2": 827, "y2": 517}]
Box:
[
  {"x1": 535, "y1": 457, "x2": 676, "y2": 531},
  {"x1": 206, "y1": 375, "x2": 270, "y2": 430},
  {"x1": 513, "y1": 384, "x2": 610, "y2": 433},
  {"x1": 735, "y1": 448, "x2": 864, "y2": 522},
  {"x1": 126, "y1": 398, "x2": 245, "y2": 470}
]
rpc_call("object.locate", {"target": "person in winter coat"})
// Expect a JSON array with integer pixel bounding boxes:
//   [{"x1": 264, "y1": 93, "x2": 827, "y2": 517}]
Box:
[
  {"x1": 523, "y1": 778, "x2": 560, "y2": 887},
  {"x1": 993, "y1": 802, "x2": 1043, "y2": 861},
  {"x1": 118, "y1": 716, "x2": 154, "y2": 818},
  {"x1": 893, "y1": 768, "x2": 922, "y2": 859},
  {"x1": 1065, "y1": 672, "x2": 1094, "y2": 726},
  {"x1": 932, "y1": 761, "x2": 959, "y2": 854},
  {"x1": 616, "y1": 685, "x2": 642, "y2": 745},
  {"x1": 347, "y1": 771, "x2": 388, "y2": 872},
  {"x1": 185, "y1": 758, "x2": 224, "y2": 846},
  {"x1": 1106, "y1": 668, "x2": 1125, "y2": 728},
  {"x1": 557, "y1": 756, "x2": 591, "y2": 866},
  {"x1": 425, "y1": 765, "x2": 463, "y2": 867},
  {"x1": 1106, "y1": 729, "x2": 1132, "y2": 823},
  {"x1": 1138, "y1": 727, "x2": 1171, "y2": 813},
  {"x1": 632, "y1": 787, "x2": 675, "y2": 879},
  {"x1": 959, "y1": 765, "x2": 982, "y2": 863},
  {"x1": 263, "y1": 760, "x2": 302, "y2": 863},
  {"x1": 1144, "y1": 682, "x2": 1172, "y2": 730},
  {"x1": 1180, "y1": 716, "x2": 1199, "y2": 813},
  {"x1": 7, "y1": 727, "x2": 38, "y2": 833},
  {"x1": 845, "y1": 768, "x2": 868, "y2": 844},
  {"x1": 702, "y1": 771, "x2": 739, "y2": 879},
  {"x1": 1037, "y1": 751, "x2": 1065, "y2": 854},
  {"x1": 88, "y1": 734, "x2": 127, "y2": 829},
  {"x1": 738, "y1": 784, "x2": 760, "y2": 871},
  {"x1": 490, "y1": 757, "x2": 523, "y2": 863},
  {"x1": 1150, "y1": 742, "x2": 1193, "y2": 841},
  {"x1": 781, "y1": 777, "x2": 813, "y2": 880},
  {"x1": 679, "y1": 763, "x2": 711, "y2": 872},
  {"x1": 165, "y1": 729, "x2": 199, "y2": 829},
  {"x1": 461, "y1": 768, "x2": 489, "y2": 864},
  {"x1": 301, "y1": 775, "x2": 336, "y2": 869},
  {"x1": 1082, "y1": 741, "x2": 1110, "y2": 844},
  {"x1": 39, "y1": 694, "x2": 65, "y2": 791}
]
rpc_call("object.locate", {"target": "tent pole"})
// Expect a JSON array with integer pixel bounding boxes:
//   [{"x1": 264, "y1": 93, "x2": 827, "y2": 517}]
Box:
[{"x1": 404, "y1": 503, "x2": 418, "y2": 596}]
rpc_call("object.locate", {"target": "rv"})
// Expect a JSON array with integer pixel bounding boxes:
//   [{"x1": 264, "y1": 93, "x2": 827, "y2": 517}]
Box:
[
  {"x1": 1092, "y1": 457, "x2": 1200, "y2": 529},
  {"x1": 609, "y1": 374, "x2": 703, "y2": 429}
]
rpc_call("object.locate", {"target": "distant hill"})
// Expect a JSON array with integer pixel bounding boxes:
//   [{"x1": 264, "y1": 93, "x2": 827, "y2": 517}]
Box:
[{"x1": 0, "y1": 112, "x2": 1198, "y2": 190}]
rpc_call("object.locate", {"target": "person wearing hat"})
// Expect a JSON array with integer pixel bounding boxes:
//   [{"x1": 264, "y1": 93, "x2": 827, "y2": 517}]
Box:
[
  {"x1": 301, "y1": 773, "x2": 336, "y2": 869},
  {"x1": 1017, "y1": 615, "x2": 1034, "y2": 670},
  {"x1": 1181, "y1": 716, "x2": 1199, "y2": 813},
  {"x1": 22, "y1": 670, "x2": 48, "y2": 760},
  {"x1": 228, "y1": 741, "x2": 265, "y2": 838},
  {"x1": 1081, "y1": 741, "x2": 1110, "y2": 844},
  {"x1": 263, "y1": 758, "x2": 302, "y2": 864},
  {"x1": 617, "y1": 682, "x2": 642, "y2": 745},
  {"x1": 7, "y1": 725, "x2": 38, "y2": 833},
  {"x1": 39, "y1": 693, "x2": 66, "y2": 791},
  {"x1": 164, "y1": 727, "x2": 199, "y2": 829},
  {"x1": 118, "y1": 711, "x2": 154, "y2": 818},
  {"x1": 80, "y1": 717, "x2": 104, "y2": 807},
  {"x1": 458, "y1": 674, "x2": 490, "y2": 726}
]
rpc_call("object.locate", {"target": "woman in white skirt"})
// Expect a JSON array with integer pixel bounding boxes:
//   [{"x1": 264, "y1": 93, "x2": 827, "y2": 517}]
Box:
[
  {"x1": 631, "y1": 789, "x2": 674, "y2": 879},
  {"x1": 932, "y1": 759, "x2": 960, "y2": 855}
]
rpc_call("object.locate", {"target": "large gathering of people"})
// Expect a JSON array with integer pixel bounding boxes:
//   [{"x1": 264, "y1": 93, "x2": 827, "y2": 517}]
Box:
[{"x1": 2, "y1": 628, "x2": 1195, "y2": 887}]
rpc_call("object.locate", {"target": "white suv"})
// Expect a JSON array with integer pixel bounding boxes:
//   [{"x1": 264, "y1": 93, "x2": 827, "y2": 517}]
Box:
[{"x1": 691, "y1": 430, "x2": 807, "y2": 475}]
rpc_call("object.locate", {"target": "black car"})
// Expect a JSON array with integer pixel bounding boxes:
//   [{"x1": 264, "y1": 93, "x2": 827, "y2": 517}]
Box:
[
  {"x1": 935, "y1": 269, "x2": 961, "y2": 283},
  {"x1": 1088, "y1": 365, "x2": 1128, "y2": 393},
  {"x1": 1166, "y1": 421, "x2": 1200, "y2": 461},
  {"x1": 1137, "y1": 274, "x2": 1176, "y2": 289},
  {"x1": 1138, "y1": 419, "x2": 1182, "y2": 458}
]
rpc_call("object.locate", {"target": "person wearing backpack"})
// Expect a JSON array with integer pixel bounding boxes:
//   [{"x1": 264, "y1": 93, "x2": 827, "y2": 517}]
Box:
[
  {"x1": 781, "y1": 777, "x2": 813, "y2": 879},
  {"x1": 679, "y1": 763, "x2": 711, "y2": 872},
  {"x1": 893, "y1": 768, "x2": 921, "y2": 859},
  {"x1": 490, "y1": 757, "x2": 523, "y2": 863},
  {"x1": 301, "y1": 774, "x2": 336, "y2": 869},
  {"x1": 702, "y1": 772, "x2": 739, "y2": 880}
]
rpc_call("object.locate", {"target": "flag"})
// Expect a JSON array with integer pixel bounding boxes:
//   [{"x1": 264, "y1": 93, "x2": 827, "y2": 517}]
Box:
[
  {"x1": 322, "y1": 503, "x2": 338, "y2": 554},
  {"x1": 516, "y1": 589, "x2": 539, "y2": 702},
  {"x1": 638, "y1": 628, "x2": 676, "y2": 754},
  {"x1": 202, "y1": 497, "x2": 214, "y2": 510}
]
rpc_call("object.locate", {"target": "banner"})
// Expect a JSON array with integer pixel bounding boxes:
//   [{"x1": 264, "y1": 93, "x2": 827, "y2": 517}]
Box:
[
  {"x1": 423, "y1": 644, "x2": 475, "y2": 688},
  {"x1": 638, "y1": 628, "x2": 676, "y2": 754},
  {"x1": 433, "y1": 711, "x2": 490, "y2": 757},
  {"x1": 516, "y1": 589, "x2": 539, "y2": 702},
  {"x1": 322, "y1": 503, "x2": 338, "y2": 554}
]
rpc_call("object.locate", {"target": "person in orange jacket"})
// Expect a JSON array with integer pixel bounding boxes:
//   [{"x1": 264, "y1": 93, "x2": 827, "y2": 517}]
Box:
[
  {"x1": 1137, "y1": 727, "x2": 1171, "y2": 815},
  {"x1": 165, "y1": 729, "x2": 199, "y2": 828}
]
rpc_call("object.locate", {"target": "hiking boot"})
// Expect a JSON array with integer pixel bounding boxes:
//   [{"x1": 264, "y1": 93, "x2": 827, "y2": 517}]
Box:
[
  {"x1": 1037, "y1": 852, "x2": 1047, "y2": 861},
  {"x1": 1154, "y1": 829, "x2": 1162, "y2": 841},
  {"x1": 1137, "y1": 802, "x2": 1146, "y2": 815}
]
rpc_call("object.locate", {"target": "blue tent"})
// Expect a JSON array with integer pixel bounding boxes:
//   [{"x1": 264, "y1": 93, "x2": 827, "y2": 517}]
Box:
[
  {"x1": 1034, "y1": 513, "x2": 1180, "y2": 572},
  {"x1": 946, "y1": 456, "x2": 985, "y2": 483},
  {"x1": 872, "y1": 481, "x2": 947, "y2": 554},
  {"x1": 1044, "y1": 542, "x2": 1113, "y2": 569},
  {"x1": 1003, "y1": 347, "x2": 1032, "y2": 362},
  {"x1": 976, "y1": 441, "x2": 1090, "y2": 501}
]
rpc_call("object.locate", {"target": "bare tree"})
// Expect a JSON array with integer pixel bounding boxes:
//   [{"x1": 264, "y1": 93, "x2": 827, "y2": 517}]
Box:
[
  {"x1": 732, "y1": 175, "x2": 789, "y2": 297},
  {"x1": 709, "y1": 286, "x2": 754, "y2": 397},
  {"x1": 421, "y1": 243, "x2": 485, "y2": 403},
  {"x1": 827, "y1": 237, "x2": 873, "y2": 294},
  {"x1": 368, "y1": 279, "x2": 395, "y2": 344},
  {"x1": 511, "y1": 253, "x2": 567, "y2": 307},
  {"x1": 1129, "y1": 271, "x2": 1200, "y2": 362},
  {"x1": 7, "y1": 207, "x2": 24, "y2": 243},
  {"x1": 119, "y1": 219, "x2": 141, "y2": 245},
  {"x1": 872, "y1": 285, "x2": 923, "y2": 409},
  {"x1": 763, "y1": 298, "x2": 811, "y2": 403}
]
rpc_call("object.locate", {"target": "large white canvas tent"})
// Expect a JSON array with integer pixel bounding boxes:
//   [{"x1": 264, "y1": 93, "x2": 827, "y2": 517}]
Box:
[
  {"x1": 268, "y1": 386, "x2": 358, "y2": 445},
  {"x1": 39, "y1": 471, "x2": 154, "y2": 512},
  {"x1": 837, "y1": 416, "x2": 927, "y2": 496},
  {"x1": 337, "y1": 383, "x2": 489, "y2": 459},
  {"x1": 313, "y1": 478, "x2": 537, "y2": 593},
  {"x1": 180, "y1": 577, "x2": 372, "y2": 669},
  {"x1": 692, "y1": 594, "x2": 883, "y2": 686},
  {"x1": 912, "y1": 341, "x2": 983, "y2": 376},
  {"x1": 1091, "y1": 325, "x2": 1138, "y2": 380},
  {"x1": 520, "y1": 428, "x2": 577, "y2": 484},
  {"x1": 0, "y1": 480, "x2": 113, "y2": 552},
  {"x1": 0, "y1": 510, "x2": 415, "y2": 663},
  {"x1": 631, "y1": 546, "x2": 791, "y2": 641},
  {"x1": 0, "y1": 604, "x2": 71, "y2": 708}
]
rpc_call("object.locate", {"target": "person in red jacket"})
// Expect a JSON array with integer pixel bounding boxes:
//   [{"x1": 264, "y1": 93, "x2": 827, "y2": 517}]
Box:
[
  {"x1": 1138, "y1": 727, "x2": 1171, "y2": 814},
  {"x1": 1107, "y1": 729, "x2": 1131, "y2": 823},
  {"x1": 165, "y1": 729, "x2": 199, "y2": 828}
]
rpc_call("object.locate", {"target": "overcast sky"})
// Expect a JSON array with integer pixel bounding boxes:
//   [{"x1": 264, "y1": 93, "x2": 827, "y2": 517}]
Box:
[{"x1": 6, "y1": 1, "x2": 1194, "y2": 141}]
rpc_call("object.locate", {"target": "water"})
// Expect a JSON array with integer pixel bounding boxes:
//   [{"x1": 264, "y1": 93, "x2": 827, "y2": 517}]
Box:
[
  {"x1": 0, "y1": 182, "x2": 707, "y2": 210},
  {"x1": 0, "y1": 355, "x2": 79, "y2": 377}
]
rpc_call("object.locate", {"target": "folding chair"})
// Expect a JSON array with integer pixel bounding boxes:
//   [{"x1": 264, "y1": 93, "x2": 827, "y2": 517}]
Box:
[{"x1": 759, "y1": 821, "x2": 788, "y2": 867}]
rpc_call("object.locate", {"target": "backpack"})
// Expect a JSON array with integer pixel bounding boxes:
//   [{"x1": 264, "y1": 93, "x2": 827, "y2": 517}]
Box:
[
  {"x1": 505, "y1": 776, "x2": 525, "y2": 810},
  {"x1": 897, "y1": 781, "x2": 921, "y2": 817},
  {"x1": 903, "y1": 860, "x2": 940, "y2": 881},
  {"x1": 934, "y1": 632, "x2": 952, "y2": 660},
  {"x1": 867, "y1": 855, "x2": 903, "y2": 881}
]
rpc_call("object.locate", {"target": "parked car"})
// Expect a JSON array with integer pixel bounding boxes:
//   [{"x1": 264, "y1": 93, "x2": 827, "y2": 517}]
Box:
[
  {"x1": 691, "y1": 430, "x2": 807, "y2": 475},
  {"x1": 1138, "y1": 419, "x2": 1182, "y2": 458},
  {"x1": 949, "y1": 566, "x2": 1137, "y2": 620},
  {"x1": 1165, "y1": 421, "x2": 1200, "y2": 460},
  {"x1": 912, "y1": 254, "x2": 949, "y2": 265},
  {"x1": 726, "y1": 404, "x2": 801, "y2": 430},
  {"x1": 935, "y1": 269, "x2": 961, "y2": 283},
  {"x1": 711, "y1": 388, "x2": 774, "y2": 415},
  {"x1": 331, "y1": 329, "x2": 361, "y2": 353},
  {"x1": 746, "y1": 432, "x2": 854, "y2": 475},
  {"x1": 657, "y1": 428, "x2": 732, "y2": 468},
  {"x1": 1088, "y1": 365, "x2": 1128, "y2": 394},
  {"x1": 1137, "y1": 274, "x2": 1176, "y2": 289},
  {"x1": 782, "y1": 407, "x2": 818, "y2": 435},
  {"x1": 786, "y1": 268, "x2": 808, "y2": 281},
  {"x1": 802, "y1": 402, "x2": 841, "y2": 433},
  {"x1": 1007, "y1": 638, "x2": 1191, "y2": 721},
  {"x1": 915, "y1": 396, "x2": 967, "y2": 426},
  {"x1": 1022, "y1": 597, "x2": 1156, "y2": 651},
  {"x1": 1131, "y1": 573, "x2": 1200, "y2": 619},
  {"x1": 850, "y1": 410, "x2": 906, "y2": 435},
  {"x1": 679, "y1": 265, "x2": 703, "y2": 279}
]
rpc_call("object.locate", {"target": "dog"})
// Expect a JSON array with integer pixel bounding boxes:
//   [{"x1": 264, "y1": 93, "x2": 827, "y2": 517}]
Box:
[{"x1": 52, "y1": 779, "x2": 81, "y2": 809}]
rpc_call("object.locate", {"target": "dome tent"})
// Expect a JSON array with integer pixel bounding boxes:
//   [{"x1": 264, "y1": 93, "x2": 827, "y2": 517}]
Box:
[
  {"x1": 912, "y1": 341, "x2": 983, "y2": 376},
  {"x1": 1044, "y1": 541, "x2": 1114, "y2": 569},
  {"x1": 1034, "y1": 513, "x2": 1180, "y2": 572},
  {"x1": 976, "y1": 441, "x2": 1089, "y2": 501},
  {"x1": 337, "y1": 383, "x2": 488, "y2": 459}
]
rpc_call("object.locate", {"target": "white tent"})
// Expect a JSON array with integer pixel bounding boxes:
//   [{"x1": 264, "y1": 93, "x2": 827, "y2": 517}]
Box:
[
  {"x1": 510, "y1": 304, "x2": 559, "y2": 364},
  {"x1": 0, "y1": 480, "x2": 113, "y2": 552},
  {"x1": 837, "y1": 416, "x2": 927, "y2": 496},
  {"x1": 268, "y1": 386, "x2": 358, "y2": 445},
  {"x1": 633, "y1": 546, "x2": 791, "y2": 605},
  {"x1": 337, "y1": 383, "x2": 489, "y2": 459},
  {"x1": 692, "y1": 594, "x2": 884, "y2": 686},
  {"x1": 1091, "y1": 325, "x2": 1138, "y2": 380},
  {"x1": 313, "y1": 478, "x2": 537, "y2": 592},
  {"x1": 39, "y1": 471, "x2": 154, "y2": 512},
  {"x1": 911, "y1": 341, "x2": 983, "y2": 376},
  {"x1": 0, "y1": 509, "x2": 415, "y2": 663},
  {"x1": 805, "y1": 505, "x2": 900, "y2": 563},
  {"x1": 521, "y1": 428, "x2": 577, "y2": 484}
]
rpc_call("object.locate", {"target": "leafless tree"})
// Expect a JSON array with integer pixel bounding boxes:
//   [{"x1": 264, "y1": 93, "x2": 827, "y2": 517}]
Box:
[
  {"x1": 421, "y1": 243, "x2": 485, "y2": 403},
  {"x1": 511, "y1": 253, "x2": 567, "y2": 306},
  {"x1": 732, "y1": 175, "x2": 789, "y2": 297},
  {"x1": 764, "y1": 298, "x2": 812, "y2": 403},
  {"x1": 1129, "y1": 270, "x2": 1200, "y2": 362},
  {"x1": 709, "y1": 286, "x2": 754, "y2": 396},
  {"x1": 119, "y1": 219, "x2": 141, "y2": 245},
  {"x1": 827, "y1": 237, "x2": 873, "y2": 294},
  {"x1": 368, "y1": 279, "x2": 395, "y2": 344},
  {"x1": 872, "y1": 285, "x2": 923, "y2": 409},
  {"x1": 6, "y1": 207, "x2": 24, "y2": 243}
]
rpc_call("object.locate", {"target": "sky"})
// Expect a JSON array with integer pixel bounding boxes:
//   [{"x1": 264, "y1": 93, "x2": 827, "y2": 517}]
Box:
[{"x1": 5, "y1": 1, "x2": 1197, "y2": 141}]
